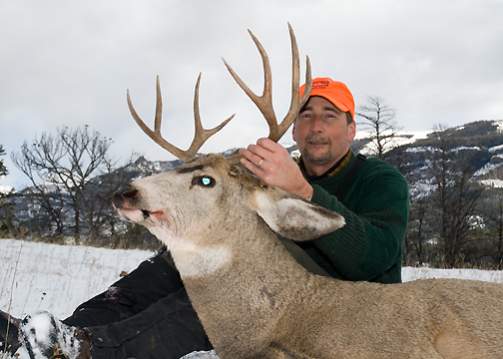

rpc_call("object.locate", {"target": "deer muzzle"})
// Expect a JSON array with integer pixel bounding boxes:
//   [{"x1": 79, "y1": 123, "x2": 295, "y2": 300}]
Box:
[{"x1": 113, "y1": 187, "x2": 169, "y2": 224}]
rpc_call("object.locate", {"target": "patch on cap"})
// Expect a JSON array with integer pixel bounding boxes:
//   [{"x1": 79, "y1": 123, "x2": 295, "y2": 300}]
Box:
[{"x1": 312, "y1": 79, "x2": 331, "y2": 89}]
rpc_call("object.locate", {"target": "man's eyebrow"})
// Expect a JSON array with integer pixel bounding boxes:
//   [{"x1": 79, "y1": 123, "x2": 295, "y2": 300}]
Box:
[
  {"x1": 299, "y1": 105, "x2": 342, "y2": 113},
  {"x1": 299, "y1": 105, "x2": 313, "y2": 113},
  {"x1": 176, "y1": 164, "x2": 205, "y2": 173},
  {"x1": 324, "y1": 106, "x2": 342, "y2": 114}
]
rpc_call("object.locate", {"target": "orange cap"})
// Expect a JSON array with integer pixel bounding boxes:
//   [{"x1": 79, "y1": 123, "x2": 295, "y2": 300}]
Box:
[{"x1": 299, "y1": 77, "x2": 355, "y2": 120}]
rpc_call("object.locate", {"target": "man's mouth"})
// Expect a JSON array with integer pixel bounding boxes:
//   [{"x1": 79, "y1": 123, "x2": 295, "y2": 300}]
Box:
[{"x1": 307, "y1": 141, "x2": 329, "y2": 147}]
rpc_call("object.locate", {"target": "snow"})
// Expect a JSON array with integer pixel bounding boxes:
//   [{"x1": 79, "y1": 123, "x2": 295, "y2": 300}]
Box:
[
  {"x1": 14, "y1": 311, "x2": 82, "y2": 359},
  {"x1": 357, "y1": 130, "x2": 429, "y2": 155},
  {"x1": 1, "y1": 238, "x2": 502, "y2": 359},
  {"x1": 409, "y1": 179, "x2": 436, "y2": 199},
  {"x1": 406, "y1": 145, "x2": 481, "y2": 154},
  {"x1": 479, "y1": 179, "x2": 503, "y2": 188},
  {"x1": 488, "y1": 143, "x2": 503, "y2": 153},
  {"x1": 449, "y1": 145, "x2": 481, "y2": 153},
  {"x1": 405, "y1": 145, "x2": 437, "y2": 153},
  {"x1": 0, "y1": 239, "x2": 153, "y2": 319},
  {"x1": 495, "y1": 119, "x2": 503, "y2": 133},
  {"x1": 474, "y1": 161, "x2": 503, "y2": 176},
  {"x1": 402, "y1": 266, "x2": 503, "y2": 283},
  {"x1": 0, "y1": 185, "x2": 13, "y2": 195},
  {"x1": 354, "y1": 130, "x2": 429, "y2": 143},
  {"x1": 180, "y1": 351, "x2": 219, "y2": 359}
]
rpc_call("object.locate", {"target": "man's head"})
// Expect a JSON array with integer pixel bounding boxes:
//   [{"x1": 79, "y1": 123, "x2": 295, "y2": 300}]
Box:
[{"x1": 292, "y1": 77, "x2": 356, "y2": 175}]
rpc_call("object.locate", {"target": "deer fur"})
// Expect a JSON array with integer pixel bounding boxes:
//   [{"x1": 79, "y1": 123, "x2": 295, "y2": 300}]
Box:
[{"x1": 115, "y1": 154, "x2": 503, "y2": 358}]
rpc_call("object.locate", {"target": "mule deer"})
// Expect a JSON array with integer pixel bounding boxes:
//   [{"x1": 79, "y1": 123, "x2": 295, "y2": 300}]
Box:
[{"x1": 115, "y1": 25, "x2": 503, "y2": 358}]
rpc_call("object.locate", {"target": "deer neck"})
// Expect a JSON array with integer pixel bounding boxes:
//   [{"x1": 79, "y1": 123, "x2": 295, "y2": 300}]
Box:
[{"x1": 174, "y1": 216, "x2": 313, "y2": 354}]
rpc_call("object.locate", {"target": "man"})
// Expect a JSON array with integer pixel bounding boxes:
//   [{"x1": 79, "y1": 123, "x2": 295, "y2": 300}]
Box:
[
  {"x1": 240, "y1": 77, "x2": 409, "y2": 283},
  {"x1": 1, "y1": 77, "x2": 409, "y2": 358}
]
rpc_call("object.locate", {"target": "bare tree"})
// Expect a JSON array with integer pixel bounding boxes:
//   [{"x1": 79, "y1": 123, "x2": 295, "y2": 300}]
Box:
[
  {"x1": 492, "y1": 192, "x2": 503, "y2": 269},
  {"x1": 11, "y1": 125, "x2": 116, "y2": 242},
  {"x1": 0, "y1": 145, "x2": 7, "y2": 177},
  {"x1": 479, "y1": 188, "x2": 503, "y2": 269},
  {"x1": 406, "y1": 197, "x2": 429, "y2": 265},
  {"x1": 8, "y1": 157, "x2": 66, "y2": 236},
  {"x1": 357, "y1": 96, "x2": 399, "y2": 158},
  {"x1": 428, "y1": 125, "x2": 484, "y2": 267},
  {"x1": 0, "y1": 145, "x2": 16, "y2": 237}
]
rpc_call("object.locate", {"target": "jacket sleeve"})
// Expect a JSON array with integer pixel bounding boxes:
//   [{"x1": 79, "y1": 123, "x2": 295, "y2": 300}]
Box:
[{"x1": 309, "y1": 168, "x2": 409, "y2": 281}]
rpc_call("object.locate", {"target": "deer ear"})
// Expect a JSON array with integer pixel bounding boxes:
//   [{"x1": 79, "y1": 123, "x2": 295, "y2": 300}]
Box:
[{"x1": 252, "y1": 191, "x2": 345, "y2": 241}]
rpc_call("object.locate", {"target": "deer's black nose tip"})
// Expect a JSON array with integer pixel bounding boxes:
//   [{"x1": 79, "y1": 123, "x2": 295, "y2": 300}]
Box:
[
  {"x1": 122, "y1": 188, "x2": 138, "y2": 199},
  {"x1": 113, "y1": 187, "x2": 138, "y2": 208}
]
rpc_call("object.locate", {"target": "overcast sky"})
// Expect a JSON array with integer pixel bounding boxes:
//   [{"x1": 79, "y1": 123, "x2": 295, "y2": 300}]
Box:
[{"x1": 1, "y1": 0, "x2": 503, "y2": 189}]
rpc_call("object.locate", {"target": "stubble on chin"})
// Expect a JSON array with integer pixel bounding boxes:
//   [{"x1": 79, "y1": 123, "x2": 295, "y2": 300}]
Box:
[{"x1": 302, "y1": 145, "x2": 334, "y2": 166}]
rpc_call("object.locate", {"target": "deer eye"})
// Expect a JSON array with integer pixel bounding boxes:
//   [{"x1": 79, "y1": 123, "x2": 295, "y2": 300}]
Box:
[{"x1": 191, "y1": 175, "x2": 216, "y2": 188}]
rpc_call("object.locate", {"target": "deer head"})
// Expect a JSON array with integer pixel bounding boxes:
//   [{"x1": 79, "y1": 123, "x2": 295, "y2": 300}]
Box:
[{"x1": 113, "y1": 25, "x2": 345, "y2": 277}]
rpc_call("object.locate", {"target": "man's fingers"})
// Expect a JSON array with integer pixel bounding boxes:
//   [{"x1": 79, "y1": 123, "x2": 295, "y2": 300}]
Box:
[
  {"x1": 257, "y1": 137, "x2": 282, "y2": 152},
  {"x1": 240, "y1": 157, "x2": 266, "y2": 177},
  {"x1": 247, "y1": 144, "x2": 273, "y2": 161},
  {"x1": 240, "y1": 148, "x2": 263, "y2": 166}
]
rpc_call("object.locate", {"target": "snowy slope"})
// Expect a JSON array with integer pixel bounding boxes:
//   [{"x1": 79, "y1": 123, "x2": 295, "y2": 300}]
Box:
[{"x1": 0, "y1": 239, "x2": 153, "y2": 319}]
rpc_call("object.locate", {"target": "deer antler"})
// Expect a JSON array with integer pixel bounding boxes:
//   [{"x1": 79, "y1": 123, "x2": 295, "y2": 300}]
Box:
[
  {"x1": 127, "y1": 74, "x2": 235, "y2": 162},
  {"x1": 223, "y1": 23, "x2": 312, "y2": 142}
]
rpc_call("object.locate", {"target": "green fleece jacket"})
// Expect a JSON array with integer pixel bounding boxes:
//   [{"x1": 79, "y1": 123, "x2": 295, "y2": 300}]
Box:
[{"x1": 298, "y1": 151, "x2": 409, "y2": 284}]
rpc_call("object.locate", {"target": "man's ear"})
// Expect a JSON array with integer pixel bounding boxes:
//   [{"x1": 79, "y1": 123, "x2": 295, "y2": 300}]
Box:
[
  {"x1": 292, "y1": 120, "x2": 298, "y2": 143},
  {"x1": 252, "y1": 191, "x2": 345, "y2": 241},
  {"x1": 348, "y1": 118, "x2": 356, "y2": 141}
]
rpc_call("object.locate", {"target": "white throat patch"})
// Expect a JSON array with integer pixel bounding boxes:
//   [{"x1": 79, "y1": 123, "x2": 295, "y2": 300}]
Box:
[{"x1": 150, "y1": 227, "x2": 232, "y2": 278}]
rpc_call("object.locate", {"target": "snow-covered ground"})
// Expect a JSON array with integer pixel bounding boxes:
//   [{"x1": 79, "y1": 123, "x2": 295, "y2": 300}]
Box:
[
  {"x1": 0, "y1": 239, "x2": 152, "y2": 319},
  {"x1": 1, "y1": 238, "x2": 502, "y2": 319}
]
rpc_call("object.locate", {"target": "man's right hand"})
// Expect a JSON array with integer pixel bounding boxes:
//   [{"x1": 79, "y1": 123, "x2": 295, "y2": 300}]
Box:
[{"x1": 239, "y1": 138, "x2": 313, "y2": 201}]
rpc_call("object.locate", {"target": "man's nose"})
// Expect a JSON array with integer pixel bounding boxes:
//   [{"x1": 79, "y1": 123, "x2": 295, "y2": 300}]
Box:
[{"x1": 309, "y1": 116, "x2": 324, "y2": 132}]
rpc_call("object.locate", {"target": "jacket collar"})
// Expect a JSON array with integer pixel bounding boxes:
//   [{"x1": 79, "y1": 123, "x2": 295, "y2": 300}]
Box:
[{"x1": 297, "y1": 149, "x2": 353, "y2": 181}]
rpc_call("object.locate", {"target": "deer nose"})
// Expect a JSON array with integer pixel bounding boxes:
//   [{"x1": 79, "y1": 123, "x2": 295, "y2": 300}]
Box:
[
  {"x1": 122, "y1": 188, "x2": 139, "y2": 199},
  {"x1": 113, "y1": 187, "x2": 138, "y2": 208}
]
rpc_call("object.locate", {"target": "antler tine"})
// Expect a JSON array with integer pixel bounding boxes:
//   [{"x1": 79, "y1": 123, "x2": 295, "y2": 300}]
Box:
[
  {"x1": 223, "y1": 29, "x2": 278, "y2": 137},
  {"x1": 277, "y1": 23, "x2": 312, "y2": 141},
  {"x1": 154, "y1": 76, "x2": 162, "y2": 133},
  {"x1": 224, "y1": 24, "x2": 312, "y2": 143},
  {"x1": 186, "y1": 73, "x2": 235, "y2": 158},
  {"x1": 127, "y1": 75, "x2": 234, "y2": 162}
]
